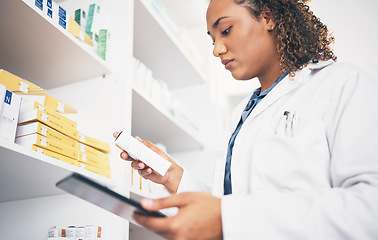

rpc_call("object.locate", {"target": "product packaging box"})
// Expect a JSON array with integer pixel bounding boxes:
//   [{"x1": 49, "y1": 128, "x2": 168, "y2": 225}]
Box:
[
  {"x1": 31, "y1": 145, "x2": 77, "y2": 166},
  {"x1": 78, "y1": 143, "x2": 110, "y2": 171},
  {"x1": 18, "y1": 108, "x2": 79, "y2": 140},
  {"x1": 84, "y1": 225, "x2": 103, "y2": 239},
  {"x1": 16, "y1": 133, "x2": 79, "y2": 160},
  {"x1": 48, "y1": 226, "x2": 67, "y2": 238},
  {"x1": 0, "y1": 84, "x2": 6, "y2": 118},
  {"x1": 75, "y1": 8, "x2": 87, "y2": 30},
  {"x1": 97, "y1": 29, "x2": 109, "y2": 60},
  {"x1": 68, "y1": 16, "x2": 94, "y2": 46},
  {"x1": 66, "y1": 225, "x2": 77, "y2": 238},
  {"x1": 0, "y1": 69, "x2": 46, "y2": 94},
  {"x1": 85, "y1": 3, "x2": 104, "y2": 35},
  {"x1": 0, "y1": 87, "x2": 21, "y2": 142},
  {"x1": 16, "y1": 122, "x2": 78, "y2": 149},
  {"x1": 18, "y1": 92, "x2": 77, "y2": 114},
  {"x1": 77, "y1": 162, "x2": 111, "y2": 178},
  {"x1": 20, "y1": 99, "x2": 77, "y2": 129},
  {"x1": 78, "y1": 132, "x2": 110, "y2": 153}
]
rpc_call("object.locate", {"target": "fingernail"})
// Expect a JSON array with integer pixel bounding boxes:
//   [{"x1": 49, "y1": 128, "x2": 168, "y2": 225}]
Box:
[
  {"x1": 138, "y1": 163, "x2": 144, "y2": 168},
  {"x1": 141, "y1": 199, "x2": 154, "y2": 209}
]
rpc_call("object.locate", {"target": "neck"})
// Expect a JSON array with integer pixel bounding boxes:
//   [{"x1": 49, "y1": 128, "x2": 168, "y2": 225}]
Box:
[{"x1": 258, "y1": 60, "x2": 282, "y2": 92}]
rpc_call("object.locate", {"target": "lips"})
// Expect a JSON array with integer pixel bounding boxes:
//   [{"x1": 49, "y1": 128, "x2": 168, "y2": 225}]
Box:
[{"x1": 221, "y1": 59, "x2": 234, "y2": 70}]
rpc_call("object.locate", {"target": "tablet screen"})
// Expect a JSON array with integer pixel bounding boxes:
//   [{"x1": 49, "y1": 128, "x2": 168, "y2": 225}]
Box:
[{"x1": 56, "y1": 173, "x2": 166, "y2": 224}]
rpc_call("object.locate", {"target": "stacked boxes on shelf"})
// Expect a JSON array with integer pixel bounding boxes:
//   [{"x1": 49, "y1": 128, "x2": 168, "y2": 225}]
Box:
[
  {"x1": 73, "y1": 1, "x2": 110, "y2": 60},
  {"x1": 0, "y1": 69, "x2": 111, "y2": 178},
  {"x1": 29, "y1": 0, "x2": 112, "y2": 59},
  {"x1": 48, "y1": 225, "x2": 104, "y2": 240},
  {"x1": 133, "y1": 58, "x2": 199, "y2": 132}
]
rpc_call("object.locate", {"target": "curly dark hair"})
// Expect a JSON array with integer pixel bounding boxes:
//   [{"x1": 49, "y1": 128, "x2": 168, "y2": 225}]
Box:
[{"x1": 233, "y1": 0, "x2": 337, "y2": 74}]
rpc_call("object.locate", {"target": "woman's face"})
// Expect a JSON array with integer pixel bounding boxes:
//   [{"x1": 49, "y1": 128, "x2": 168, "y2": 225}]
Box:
[{"x1": 206, "y1": 0, "x2": 279, "y2": 81}]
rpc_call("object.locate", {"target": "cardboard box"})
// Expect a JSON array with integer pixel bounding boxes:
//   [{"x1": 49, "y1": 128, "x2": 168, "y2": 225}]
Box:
[
  {"x1": 16, "y1": 133, "x2": 79, "y2": 160},
  {"x1": 77, "y1": 162, "x2": 111, "y2": 178},
  {"x1": 0, "y1": 89, "x2": 21, "y2": 142},
  {"x1": 0, "y1": 84, "x2": 6, "y2": 119},
  {"x1": 18, "y1": 93, "x2": 77, "y2": 114},
  {"x1": 75, "y1": 8, "x2": 87, "y2": 30},
  {"x1": 0, "y1": 69, "x2": 46, "y2": 94},
  {"x1": 18, "y1": 108, "x2": 79, "y2": 140},
  {"x1": 78, "y1": 143, "x2": 110, "y2": 171},
  {"x1": 68, "y1": 16, "x2": 94, "y2": 46},
  {"x1": 85, "y1": 3, "x2": 104, "y2": 35},
  {"x1": 48, "y1": 226, "x2": 66, "y2": 238},
  {"x1": 84, "y1": 225, "x2": 103, "y2": 239},
  {"x1": 20, "y1": 99, "x2": 77, "y2": 129},
  {"x1": 16, "y1": 122, "x2": 78, "y2": 149},
  {"x1": 78, "y1": 132, "x2": 110, "y2": 153},
  {"x1": 32, "y1": 145, "x2": 77, "y2": 166}
]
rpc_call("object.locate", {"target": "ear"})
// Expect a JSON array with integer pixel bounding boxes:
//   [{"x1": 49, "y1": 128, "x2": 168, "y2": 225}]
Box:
[{"x1": 261, "y1": 5, "x2": 276, "y2": 31}]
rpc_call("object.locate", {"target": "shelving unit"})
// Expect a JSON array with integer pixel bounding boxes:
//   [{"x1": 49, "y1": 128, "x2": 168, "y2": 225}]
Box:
[
  {"x1": 0, "y1": 0, "x2": 213, "y2": 238},
  {"x1": 133, "y1": 0, "x2": 206, "y2": 89},
  {"x1": 132, "y1": 88, "x2": 204, "y2": 153},
  {"x1": 0, "y1": 0, "x2": 131, "y2": 238},
  {"x1": 0, "y1": 0, "x2": 112, "y2": 89},
  {"x1": 0, "y1": 139, "x2": 115, "y2": 203}
]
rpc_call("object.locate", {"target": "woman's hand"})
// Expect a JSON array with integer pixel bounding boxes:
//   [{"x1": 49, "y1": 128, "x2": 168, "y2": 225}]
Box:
[
  {"x1": 113, "y1": 132, "x2": 183, "y2": 194},
  {"x1": 134, "y1": 192, "x2": 223, "y2": 240}
]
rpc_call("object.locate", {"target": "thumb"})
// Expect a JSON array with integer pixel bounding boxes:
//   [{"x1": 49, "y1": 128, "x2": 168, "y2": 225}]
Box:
[{"x1": 141, "y1": 194, "x2": 189, "y2": 211}]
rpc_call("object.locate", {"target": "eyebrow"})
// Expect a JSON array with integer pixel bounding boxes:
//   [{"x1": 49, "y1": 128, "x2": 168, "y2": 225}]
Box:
[{"x1": 207, "y1": 16, "x2": 230, "y2": 35}]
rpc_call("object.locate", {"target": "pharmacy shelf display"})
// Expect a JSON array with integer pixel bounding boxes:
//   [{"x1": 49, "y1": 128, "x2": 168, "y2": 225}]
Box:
[
  {"x1": 133, "y1": 0, "x2": 207, "y2": 89},
  {"x1": 132, "y1": 88, "x2": 204, "y2": 153},
  {"x1": 0, "y1": 0, "x2": 114, "y2": 202},
  {"x1": 0, "y1": 0, "x2": 112, "y2": 89},
  {"x1": 0, "y1": 139, "x2": 115, "y2": 203}
]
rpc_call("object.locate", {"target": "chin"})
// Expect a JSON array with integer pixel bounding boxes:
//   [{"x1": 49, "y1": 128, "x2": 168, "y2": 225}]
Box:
[{"x1": 231, "y1": 71, "x2": 254, "y2": 81}]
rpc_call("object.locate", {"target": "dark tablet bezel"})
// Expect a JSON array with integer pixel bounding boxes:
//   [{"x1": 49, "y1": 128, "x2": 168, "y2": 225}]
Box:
[{"x1": 56, "y1": 173, "x2": 166, "y2": 222}]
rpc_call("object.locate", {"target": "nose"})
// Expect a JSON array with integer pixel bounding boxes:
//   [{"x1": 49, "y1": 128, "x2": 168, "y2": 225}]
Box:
[{"x1": 212, "y1": 40, "x2": 227, "y2": 57}]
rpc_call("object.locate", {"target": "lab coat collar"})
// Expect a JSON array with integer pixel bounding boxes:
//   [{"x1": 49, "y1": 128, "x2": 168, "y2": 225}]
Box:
[
  {"x1": 244, "y1": 60, "x2": 335, "y2": 122},
  {"x1": 307, "y1": 59, "x2": 335, "y2": 70}
]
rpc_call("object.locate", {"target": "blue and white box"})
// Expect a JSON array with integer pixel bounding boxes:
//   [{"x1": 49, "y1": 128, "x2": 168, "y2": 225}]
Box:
[{"x1": 0, "y1": 84, "x2": 21, "y2": 142}]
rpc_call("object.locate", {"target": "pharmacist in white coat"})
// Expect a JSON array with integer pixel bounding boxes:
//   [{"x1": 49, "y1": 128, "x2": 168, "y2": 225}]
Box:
[{"x1": 114, "y1": 0, "x2": 378, "y2": 239}]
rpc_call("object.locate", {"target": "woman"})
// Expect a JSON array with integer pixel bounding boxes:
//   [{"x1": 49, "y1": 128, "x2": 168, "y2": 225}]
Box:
[{"x1": 114, "y1": 0, "x2": 378, "y2": 239}]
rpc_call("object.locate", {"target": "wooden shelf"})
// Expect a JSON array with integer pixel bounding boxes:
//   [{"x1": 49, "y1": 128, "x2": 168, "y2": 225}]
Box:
[
  {"x1": 0, "y1": 140, "x2": 115, "y2": 203},
  {"x1": 131, "y1": 88, "x2": 204, "y2": 153},
  {"x1": 0, "y1": 0, "x2": 112, "y2": 90},
  {"x1": 133, "y1": 0, "x2": 206, "y2": 89}
]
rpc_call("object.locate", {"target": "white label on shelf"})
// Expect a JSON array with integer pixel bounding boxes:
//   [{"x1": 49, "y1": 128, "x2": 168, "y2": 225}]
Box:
[
  {"x1": 38, "y1": 104, "x2": 45, "y2": 112},
  {"x1": 41, "y1": 113, "x2": 48, "y2": 122},
  {"x1": 57, "y1": 101, "x2": 65, "y2": 113},
  {"x1": 41, "y1": 126, "x2": 48, "y2": 136},
  {"x1": 79, "y1": 134, "x2": 86, "y2": 142},
  {"x1": 36, "y1": 147, "x2": 43, "y2": 154},
  {"x1": 79, "y1": 30, "x2": 85, "y2": 41},
  {"x1": 80, "y1": 144, "x2": 85, "y2": 152},
  {"x1": 19, "y1": 81, "x2": 29, "y2": 94},
  {"x1": 81, "y1": 153, "x2": 87, "y2": 162},
  {"x1": 40, "y1": 137, "x2": 47, "y2": 147}
]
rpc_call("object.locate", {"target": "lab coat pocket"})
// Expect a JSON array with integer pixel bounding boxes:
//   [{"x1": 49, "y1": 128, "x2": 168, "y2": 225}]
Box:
[{"x1": 253, "y1": 116, "x2": 330, "y2": 190}]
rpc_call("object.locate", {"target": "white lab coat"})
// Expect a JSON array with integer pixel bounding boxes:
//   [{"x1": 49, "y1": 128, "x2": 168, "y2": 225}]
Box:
[{"x1": 177, "y1": 60, "x2": 378, "y2": 239}]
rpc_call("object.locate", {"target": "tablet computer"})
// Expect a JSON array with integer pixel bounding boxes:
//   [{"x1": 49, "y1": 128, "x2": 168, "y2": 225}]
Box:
[{"x1": 56, "y1": 173, "x2": 166, "y2": 224}]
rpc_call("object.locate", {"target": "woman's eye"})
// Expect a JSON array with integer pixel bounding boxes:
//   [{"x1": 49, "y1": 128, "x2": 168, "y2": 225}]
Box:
[{"x1": 221, "y1": 27, "x2": 232, "y2": 35}]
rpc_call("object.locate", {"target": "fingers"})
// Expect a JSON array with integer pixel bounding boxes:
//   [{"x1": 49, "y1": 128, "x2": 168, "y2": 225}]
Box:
[
  {"x1": 132, "y1": 213, "x2": 171, "y2": 236},
  {"x1": 141, "y1": 194, "x2": 189, "y2": 212}
]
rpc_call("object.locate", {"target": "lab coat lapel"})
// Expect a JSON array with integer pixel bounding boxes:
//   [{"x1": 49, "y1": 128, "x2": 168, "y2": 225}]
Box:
[{"x1": 246, "y1": 73, "x2": 305, "y2": 122}]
